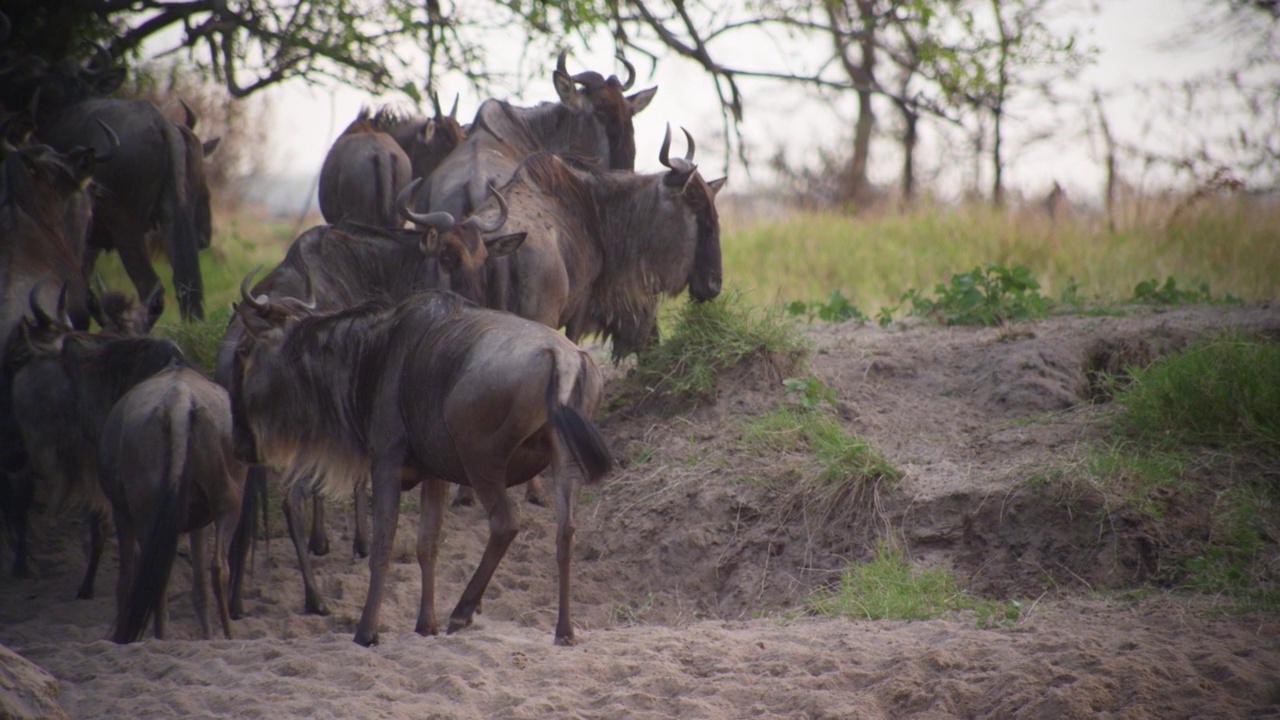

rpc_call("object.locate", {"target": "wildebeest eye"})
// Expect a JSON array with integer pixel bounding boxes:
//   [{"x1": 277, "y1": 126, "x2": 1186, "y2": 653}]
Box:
[{"x1": 441, "y1": 249, "x2": 461, "y2": 271}]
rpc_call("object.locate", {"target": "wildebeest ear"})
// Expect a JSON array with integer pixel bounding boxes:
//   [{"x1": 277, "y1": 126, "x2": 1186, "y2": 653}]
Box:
[
  {"x1": 202, "y1": 137, "x2": 221, "y2": 157},
  {"x1": 627, "y1": 86, "x2": 657, "y2": 116},
  {"x1": 707, "y1": 177, "x2": 727, "y2": 196},
  {"x1": 484, "y1": 231, "x2": 527, "y2": 258},
  {"x1": 421, "y1": 119, "x2": 436, "y2": 143},
  {"x1": 554, "y1": 71, "x2": 581, "y2": 107}
]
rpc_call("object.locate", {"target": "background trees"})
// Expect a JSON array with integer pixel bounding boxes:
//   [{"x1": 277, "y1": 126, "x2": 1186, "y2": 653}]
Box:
[{"x1": 5, "y1": 0, "x2": 1273, "y2": 210}]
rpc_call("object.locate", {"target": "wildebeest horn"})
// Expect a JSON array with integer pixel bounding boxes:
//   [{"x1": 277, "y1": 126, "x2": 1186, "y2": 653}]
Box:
[
  {"x1": 91, "y1": 117, "x2": 119, "y2": 163},
  {"x1": 616, "y1": 53, "x2": 635, "y2": 91},
  {"x1": 238, "y1": 266, "x2": 268, "y2": 312},
  {"x1": 84, "y1": 41, "x2": 113, "y2": 75},
  {"x1": 179, "y1": 98, "x2": 197, "y2": 130},
  {"x1": 449, "y1": 93, "x2": 459, "y2": 119},
  {"x1": 658, "y1": 124, "x2": 697, "y2": 172},
  {"x1": 26, "y1": 277, "x2": 62, "y2": 330},
  {"x1": 465, "y1": 183, "x2": 508, "y2": 234},
  {"x1": 397, "y1": 178, "x2": 456, "y2": 231},
  {"x1": 556, "y1": 48, "x2": 569, "y2": 78},
  {"x1": 430, "y1": 90, "x2": 443, "y2": 118}
]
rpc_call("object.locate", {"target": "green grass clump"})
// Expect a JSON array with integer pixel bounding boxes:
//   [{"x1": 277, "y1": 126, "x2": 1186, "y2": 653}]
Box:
[
  {"x1": 810, "y1": 541, "x2": 1023, "y2": 625},
  {"x1": 743, "y1": 406, "x2": 900, "y2": 489},
  {"x1": 154, "y1": 304, "x2": 233, "y2": 377},
  {"x1": 1113, "y1": 332, "x2": 1280, "y2": 457},
  {"x1": 889, "y1": 262, "x2": 1054, "y2": 326},
  {"x1": 630, "y1": 288, "x2": 806, "y2": 403}
]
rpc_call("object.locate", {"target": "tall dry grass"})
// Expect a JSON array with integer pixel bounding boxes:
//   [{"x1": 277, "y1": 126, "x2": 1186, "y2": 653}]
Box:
[
  {"x1": 88, "y1": 190, "x2": 1276, "y2": 352},
  {"x1": 722, "y1": 193, "x2": 1279, "y2": 316}
]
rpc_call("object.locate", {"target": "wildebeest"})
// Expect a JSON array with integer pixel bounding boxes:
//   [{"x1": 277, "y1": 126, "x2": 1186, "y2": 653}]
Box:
[
  {"x1": 230, "y1": 278, "x2": 613, "y2": 646},
  {"x1": 373, "y1": 94, "x2": 466, "y2": 184},
  {"x1": 418, "y1": 49, "x2": 657, "y2": 219},
  {"x1": 477, "y1": 124, "x2": 725, "y2": 360},
  {"x1": 98, "y1": 364, "x2": 247, "y2": 643},
  {"x1": 318, "y1": 108, "x2": 413, "y2": 227},
  {"x1": 0, "y1": 129, "x2": 115, "y2": 576},
  {"x1": 2, "y1": 285, "x2": 188, "y2": 595},
  {"x1": 38, "y1": 94, "x2": 220, "y2": 320},
  {"x1": 215, "y1": 183, "x2": 525, "y2": 615}
]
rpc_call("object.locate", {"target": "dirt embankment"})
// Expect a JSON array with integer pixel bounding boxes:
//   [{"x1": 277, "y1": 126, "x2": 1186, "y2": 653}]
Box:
[{"x1": 2, "y1": 302, "x2": 1279, "y2": 719}]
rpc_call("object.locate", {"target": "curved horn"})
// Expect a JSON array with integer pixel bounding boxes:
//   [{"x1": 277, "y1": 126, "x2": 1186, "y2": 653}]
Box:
[
  {"x1": 84, "y1": 41, "x2": 113, "y2": 75},
  {"x1": 680, "y1": 126, "x2": 695, "y2": 162},
  {"x1": 556, "y1": 48, "x2": 569, "y2": 77},
  {"x1": 658, "y1": 123, "x2": 673, "y2": 169},
  {"x1": 430, "y1": 90, "x2": 443, "y2": 118},
  {"x1": 449, "y1": 93, "x2": 459, "y2": 119},
  {"x1": 27, "y1": 276, "x2": 60, "y2": 329},
  {"x1": 465, "y1": 183, "x2": 508, "y2": 234},
  {"x1": 179, "y1": 98, "x2": 197, "y2": 130},
  {"x1": 92, "y1": 117, "x2": 119, "y2": 163},
  {"x1": 238, "y1": 266, "x2": 267, "y2": 312},
  {"x1": 616, "y1": 53, "x2": 635, "y2": 91},
  {"x1": 396, "y1": 177, "x2": 456, "y2": 230}
]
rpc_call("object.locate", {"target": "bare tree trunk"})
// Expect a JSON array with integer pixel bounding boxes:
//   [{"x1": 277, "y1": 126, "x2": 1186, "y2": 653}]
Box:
[
  {"x1": 847, "y1": 0, "x2": 879, "y2": 208},
  {"x1": 991, "y1": 0, "x2": 1011, "y2": 207},
  {"x1": 1093, "y1": 91, "x2": 1118, "y2": 233},
  {"x1": 898, "y1": 100, "x2": 919, "y2": 207}
]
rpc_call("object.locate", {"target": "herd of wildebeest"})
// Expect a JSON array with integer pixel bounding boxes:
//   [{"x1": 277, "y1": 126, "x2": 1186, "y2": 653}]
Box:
[{"x1": 0, "y1": 34, "x2": 726, "y2": 649}]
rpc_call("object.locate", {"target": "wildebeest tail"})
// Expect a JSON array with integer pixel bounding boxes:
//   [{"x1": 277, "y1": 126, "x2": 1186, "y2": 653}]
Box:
[
  {"x1": 227, "y1": 463, "x2": 267, "y2": 619},
  {"x1": 115, "y1": 408, "x2": 191, "y2": 644},
  {"x1": 160, "y1": 122, "x2": 204, "y2": 320},
  {"x1": 546, "y1": 352, "x2": 613, "y2": 484}
]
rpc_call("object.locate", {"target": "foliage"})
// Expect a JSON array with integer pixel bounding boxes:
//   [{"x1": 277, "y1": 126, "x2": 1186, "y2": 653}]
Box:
[
  {"x1": 810, "y1": 540, "x2": 1024, "y2": 626},
  {"x1": 742, "y1": 407, "x2": 900, "y2": 489},
  {"x1": 882, "y1": 262, "x2": 1054, "y2": 326},
  {"x1": 786, "y1": 289, "x2": 868, "y2": 324},
  {"x1": 629, "y1": 289, "x2": 807, "y2": 404},
  {"x1": 1113, "y1": 332, "x2": 1280, "y2": 456},
  {"x1": 1131, "y1": 277, "x2": 1220, "y2": 305},
  {"x1": 783, "y1": 376, "x2": 838, "y2": 411}
]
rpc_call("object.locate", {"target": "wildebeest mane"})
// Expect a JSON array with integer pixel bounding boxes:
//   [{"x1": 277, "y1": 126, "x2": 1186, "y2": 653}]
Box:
[{"x1": 474, "y1": 100, "x2": 605, "y2": 170}]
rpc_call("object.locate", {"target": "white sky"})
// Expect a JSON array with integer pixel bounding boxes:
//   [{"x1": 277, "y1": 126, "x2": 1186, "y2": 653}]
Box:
[{"x1": 260, "y1": 0, "x2": 1241, "y2": 203}]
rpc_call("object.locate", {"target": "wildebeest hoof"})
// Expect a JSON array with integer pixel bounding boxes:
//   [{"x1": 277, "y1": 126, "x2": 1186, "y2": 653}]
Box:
[
  {"x1": 555, "y1": 633, "x2": 577, "y2": 647},
  {"x1": 353, "y1": 538, "x2": 370, "y2": 559},
  {"x1": 353, "y1": 629, "x2": 378, "y2": 647},
  {"x1": 450, "y1": 494, "x2": 475, "y2": 508},
  {"x1": 309, "y1": 537, "x2": 331, "y2": 556},
  {"x1": 446, "y1": 617, "x2": 472, "y2": 634},
  {"x1": 414, "y1": 620, "x2": 439, "y2": 637},
  {"x1": 305, "y1": 597, "x2": 330, "y2": 616}
]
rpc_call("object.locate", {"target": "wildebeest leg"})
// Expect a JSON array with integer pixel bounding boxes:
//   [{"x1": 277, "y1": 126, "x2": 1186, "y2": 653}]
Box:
[
  {"x1": 414, "y1": 478, "x2": 448, "y2": 636},
  {"x1": 112, "y1": 238, "x2": 165, "y2": 326},
  {"x1": 283, "y1": 481, "x2": 329, "y2": 616},
  {"x1": 308, "y1": 491, "x2": 330, "y2": 556},
  {"x1": 447, "y1": 466, "x2": 519, "y2": 635},
  {"x1": 112, "y1": 520, "x2": 138, "y2": 642},
  {"x1": 3, "y1": 467, "x2": 35, "y2": 578},
  {"x1": 76, "y1": 510, "x2": 107, "y2": 600},
  {"x1": 552, "y1": 453, "x2": 582, "y2": 646},
  {"x1": 354, "y1": 456, "x2": 404, "y2": 647},
  {"x1": 452, "y1": 476, "x2": 547, "y2": 507},
  {"x1": 352, "y1": 479, "x2": 370, "y2": 559},
  {"x1": 212, "y1": 505, "x2": 239, "y2": 639},
  {"x1": 189, "y1": 525, "x2": 212, "y2": 639}
]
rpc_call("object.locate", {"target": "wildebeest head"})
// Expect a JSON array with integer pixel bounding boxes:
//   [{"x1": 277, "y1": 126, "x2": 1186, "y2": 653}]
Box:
[
  {"x1": 552, "y1": 50, "x2": 657, "y2": 171},
  {"x1": 396, "y1": 178, "x2": 526, "y2": 304},
  {"x1": 87, "y1": 275, "x2": 163, "y2": 336},
  {"x1": 1, "y1": 121, "x2": 116, "y2": 332},
  {"x1": 656, "y1": 125, "x2": 725, "y2": 303},
  {"x1": 373, "y1": 96, "x2": 465, "y2": 183}
]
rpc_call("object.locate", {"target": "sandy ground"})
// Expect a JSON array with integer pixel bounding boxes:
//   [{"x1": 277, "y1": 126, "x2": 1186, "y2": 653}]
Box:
[{"x1": 3, "y1": 302, "x2": 1279, "y2": 719}]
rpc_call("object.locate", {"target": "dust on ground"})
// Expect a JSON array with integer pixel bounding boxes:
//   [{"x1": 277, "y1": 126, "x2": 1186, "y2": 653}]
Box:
[{"x1": 2, "y1": 302, "x2": 1279, "y2": 719}]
